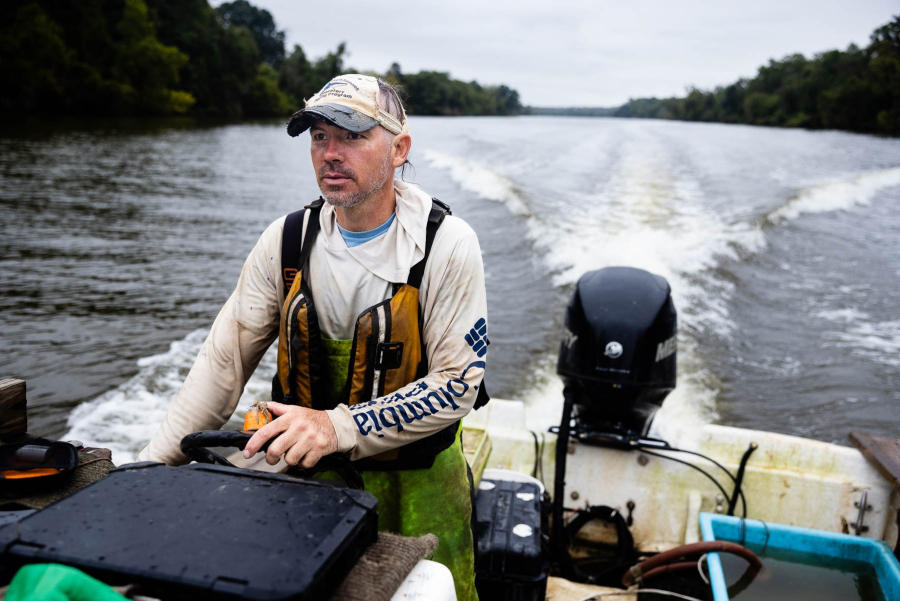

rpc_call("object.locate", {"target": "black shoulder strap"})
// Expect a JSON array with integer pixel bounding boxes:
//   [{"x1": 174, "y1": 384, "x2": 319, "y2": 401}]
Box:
[
  {"x1": 281, "y1": 198, "x2": 325, "y2": 295},
  {"x1": 407, "y1": 198, "x2": 450, "y2": 289},
  {"x1": 407, "y1": 198, "x2": 491, "y2": 412}
]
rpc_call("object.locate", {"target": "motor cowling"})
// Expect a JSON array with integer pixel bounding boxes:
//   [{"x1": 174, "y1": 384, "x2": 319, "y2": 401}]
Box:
[{"x1": 557, "y1": 267, "x2": 677, "y2": 437}]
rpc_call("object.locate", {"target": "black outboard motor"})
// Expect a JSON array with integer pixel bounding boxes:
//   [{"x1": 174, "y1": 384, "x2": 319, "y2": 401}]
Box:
[
  {"x1": 552, "y1": 267, "x2": 677, "y2": 583},
  {"x1": 558, "y1": 266, "x2": 677, "y2": 442}
]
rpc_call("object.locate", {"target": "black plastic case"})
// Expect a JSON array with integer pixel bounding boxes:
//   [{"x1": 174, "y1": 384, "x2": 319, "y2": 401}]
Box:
[
  {"x1": 474, "y1": 478, "x2": 547, "y2": 601},
  {"x1": 0, "y1": 462, "x2": 378, "y2": 600}
]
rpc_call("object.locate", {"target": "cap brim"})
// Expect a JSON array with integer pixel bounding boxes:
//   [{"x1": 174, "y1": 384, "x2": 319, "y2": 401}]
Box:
[{"x1": 287, "y1": 104, "x2": 380, "y2": 137}]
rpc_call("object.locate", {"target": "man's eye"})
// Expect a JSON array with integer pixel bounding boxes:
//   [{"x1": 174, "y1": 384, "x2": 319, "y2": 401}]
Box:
[
  {"x1": 312, "y1": 133, "x2": 325, "y2": 141},
  {"x1": 348, "y1": 132, "x2": 363, "y2": 140}
]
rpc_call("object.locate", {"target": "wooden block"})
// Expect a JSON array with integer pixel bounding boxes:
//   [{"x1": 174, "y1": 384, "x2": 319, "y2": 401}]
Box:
[
  {"x1": 462, "y1": 426, "x2": 492, "y2": 486},
  {"x1": 0, "y1": 378, "x2": 28, "y2": 439},
  {"x1": 0, "y1": 378, "x2": 25, "y2": 409},
  {"x1": 850, "y1": 431, "x2": 900, "y2": 489}
]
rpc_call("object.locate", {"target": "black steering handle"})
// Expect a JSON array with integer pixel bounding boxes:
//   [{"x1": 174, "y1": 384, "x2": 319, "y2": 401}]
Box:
[{"x1": 179, "y1": 430, "x2": 364, "y2": 490}]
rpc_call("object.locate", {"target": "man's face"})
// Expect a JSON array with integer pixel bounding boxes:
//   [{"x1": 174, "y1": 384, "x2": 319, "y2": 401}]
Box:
[{"x1": 310, "y1": 120, "x2": 393, "y2": 208}]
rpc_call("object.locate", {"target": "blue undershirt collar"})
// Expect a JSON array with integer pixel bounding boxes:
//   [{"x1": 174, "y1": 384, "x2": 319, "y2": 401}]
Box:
[{"x1": 336, "y1": 213, "x2": 396, "y2": 248}]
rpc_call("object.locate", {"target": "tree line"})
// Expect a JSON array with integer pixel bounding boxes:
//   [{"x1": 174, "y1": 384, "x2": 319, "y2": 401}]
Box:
[
  {"x1": 614, "y1": 16, "x2": 900, "y2": 135},
  {"x1": 0, "y1": 0, "x2": 522, "y2": 118}
]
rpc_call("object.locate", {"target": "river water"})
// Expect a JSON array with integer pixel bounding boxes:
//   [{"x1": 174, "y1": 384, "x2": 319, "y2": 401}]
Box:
[{"x1": 2, "y1": 116, "x2": 899, "y2": 463}]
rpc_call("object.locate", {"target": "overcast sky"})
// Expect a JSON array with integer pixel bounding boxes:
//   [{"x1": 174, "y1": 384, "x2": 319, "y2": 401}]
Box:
[{"x1": 231, "y1": 0, "x2": 898, "y2": 107}]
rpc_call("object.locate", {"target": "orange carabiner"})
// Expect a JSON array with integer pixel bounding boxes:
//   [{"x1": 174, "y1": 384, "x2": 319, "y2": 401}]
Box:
[{"x1": 243, "y1": 401, "x2": 273, "y2": 431}]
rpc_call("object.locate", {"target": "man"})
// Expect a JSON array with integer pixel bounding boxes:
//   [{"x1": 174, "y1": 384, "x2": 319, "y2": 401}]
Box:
[{"x1": 138, "y1": 74, "x2": 487, "y2": 601}]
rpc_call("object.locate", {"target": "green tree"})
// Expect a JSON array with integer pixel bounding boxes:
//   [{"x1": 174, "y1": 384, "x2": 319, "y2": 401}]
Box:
[
  {"x1": 616, "y1": 15, "x2": 900, "y2": 135},
  {"x1": 0, "y1": 0, "x2": 523, "y2": 119},
  {"x1": 113, "y1": 0, "x2": 193, "y2": 114},
  {"x1": 869, "y1": 16, "x2": 900, "y2": 133},
  {"x1": 719, "y1": 82, "x2": 747, "y2": 122},
  {"x1": 279, "y1": 42, "x2": 347, "y2": 108},
  {"x1": 216, "y1": 0, "x2": 285, "y2": 66},
  {"x1": 742, "y1": 92, "x2": 781, "y2": 125},
  {"x1": 682, "y1": 87, "x2": 714, "y2": 121},
  {"x1": 314, "y1": 42, "x2": 347, "y2": 82},
  {"x1": 494, "y1": 84, "x2": 522, "y2": 115},
  {"x1": 146, "y1": 0, "x2": 258, "y2": 116},
  {"x1": 0, "y1": 3, "x2": 74, "y2": 112},
  {"x1": 279, "y1": 44, "x2": 313, "y2": 107},
  {"x1": 0, "y1": 0, "x2": 191, "y2": 115},
  {"x1": 393, "y1": 69, "x2": 521, "y2": 116},
  {"x1": 244, "y1": 62, "x2": 290, "y2": 116}
]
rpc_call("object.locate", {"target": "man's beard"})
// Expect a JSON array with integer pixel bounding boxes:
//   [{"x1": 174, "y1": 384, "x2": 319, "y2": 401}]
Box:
[{"x1": 319, "y1": 154, "x2": 393, "y2": 208}]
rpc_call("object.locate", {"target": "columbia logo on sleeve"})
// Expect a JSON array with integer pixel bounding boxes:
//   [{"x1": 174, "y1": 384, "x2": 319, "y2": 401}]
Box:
[{"x1": 465, "y1": 318, "x2": 489, "y2": 358}]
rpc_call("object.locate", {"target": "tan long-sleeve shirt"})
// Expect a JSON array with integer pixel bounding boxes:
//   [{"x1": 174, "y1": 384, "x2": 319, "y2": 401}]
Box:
[{"x1": 138, "y1": 181, "x2": 488, "y2": 465}]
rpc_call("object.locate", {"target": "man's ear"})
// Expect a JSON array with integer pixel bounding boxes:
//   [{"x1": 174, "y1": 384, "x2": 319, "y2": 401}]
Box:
[{"x1": 392, "y1": 133, "x2": 411, "y2": 168}]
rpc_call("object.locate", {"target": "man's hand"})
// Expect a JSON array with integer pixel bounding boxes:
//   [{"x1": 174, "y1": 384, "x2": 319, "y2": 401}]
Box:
[{"x1": 242, "y1": 402, "x2": 338, "y2": 468}]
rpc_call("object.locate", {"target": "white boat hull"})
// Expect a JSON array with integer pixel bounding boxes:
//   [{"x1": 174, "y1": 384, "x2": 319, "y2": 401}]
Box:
[{"x1": 466, "y1": 398, "x2": 900, "y2": 552}]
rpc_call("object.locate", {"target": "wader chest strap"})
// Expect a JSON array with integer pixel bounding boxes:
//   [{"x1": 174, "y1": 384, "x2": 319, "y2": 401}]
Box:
[
  {"x1": 281, "y1": 198, "x2": 324, "y2": 295},
  {"x1": 406, "y1": 199, "x2": 450, "y2": 289}
]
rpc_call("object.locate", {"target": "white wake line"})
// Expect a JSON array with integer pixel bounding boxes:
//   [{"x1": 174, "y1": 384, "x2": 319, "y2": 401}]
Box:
[
  {"x1": 423, "y1": 148, "x2": 748, "y2": 445},
  {"x1": 422, "y1": 150, "x2": 531, "y2": 216},
  {"x1": 64, "y1": 329, "x2": 277, "y2": 465},
  {"x1": 767, "y1": 166, "x2": 900, "y2": 224}
]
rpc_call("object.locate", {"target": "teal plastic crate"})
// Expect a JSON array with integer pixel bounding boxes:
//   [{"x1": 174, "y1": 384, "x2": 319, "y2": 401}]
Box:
[{"x1": 699, "y1": 513, "x2": 900, "y2": 601}]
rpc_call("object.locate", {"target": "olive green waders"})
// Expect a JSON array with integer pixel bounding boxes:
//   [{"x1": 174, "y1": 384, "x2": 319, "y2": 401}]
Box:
[{"x1": 321, "y1": 338, "x2": 478, "y2": 601}]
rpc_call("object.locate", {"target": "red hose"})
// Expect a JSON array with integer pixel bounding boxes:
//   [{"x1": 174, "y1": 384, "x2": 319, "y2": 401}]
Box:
[
  {"x1": 622, "y1": 541, "x2": 762, "y2": 587},
  {"x1": 640, "y1": 561, "x2": 701, "y2": 582}
]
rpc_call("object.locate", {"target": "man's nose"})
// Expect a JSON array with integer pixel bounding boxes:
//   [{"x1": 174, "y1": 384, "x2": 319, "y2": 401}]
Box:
[{"x1": 323, "y1": 137, "x2": 343, "y2": 162}]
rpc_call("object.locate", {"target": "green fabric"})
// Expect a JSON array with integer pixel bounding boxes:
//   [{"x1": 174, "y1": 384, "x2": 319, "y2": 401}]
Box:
[
  {"x1": 6, "y1": 564, "x2": 127, "y2": 601},
  {"x1": 321, "y1": 339, "x2": 478, "y2": 601},
  {"x1": 321, "y1": 337, "x2": 353, "y2": 408}
]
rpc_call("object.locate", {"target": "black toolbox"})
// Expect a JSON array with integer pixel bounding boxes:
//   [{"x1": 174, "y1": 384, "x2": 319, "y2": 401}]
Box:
[
  {"x1": 0, "y1": 462, "x2": 378, "y2": 600},
  {"x1": 474, "y1": 478, "x2": 547, "y2": 601}
]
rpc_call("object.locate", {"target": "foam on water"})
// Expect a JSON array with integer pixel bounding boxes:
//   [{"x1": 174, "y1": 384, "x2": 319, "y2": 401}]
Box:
[
  {"x1": 426, "y1": 136, "x2": 764, "y2": 444},
  {"x1": 815, "y1": 302, "x2": 900, "y2": 370},
  {"x1": 767, "y1": 167, "x2": 900, "y2": 224},
  {"x1": 815, "y1": 308, "x2": 870, "y2": 324},
  {"x1": 817, "y1": 310, "x2": 900, "y2": 369},
  {"x1": 423, "y1": 150, "x2": 531, "y2": 216},
  {"x1": 64, "y1": 329, "x2": 276, "y2": 465}
]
